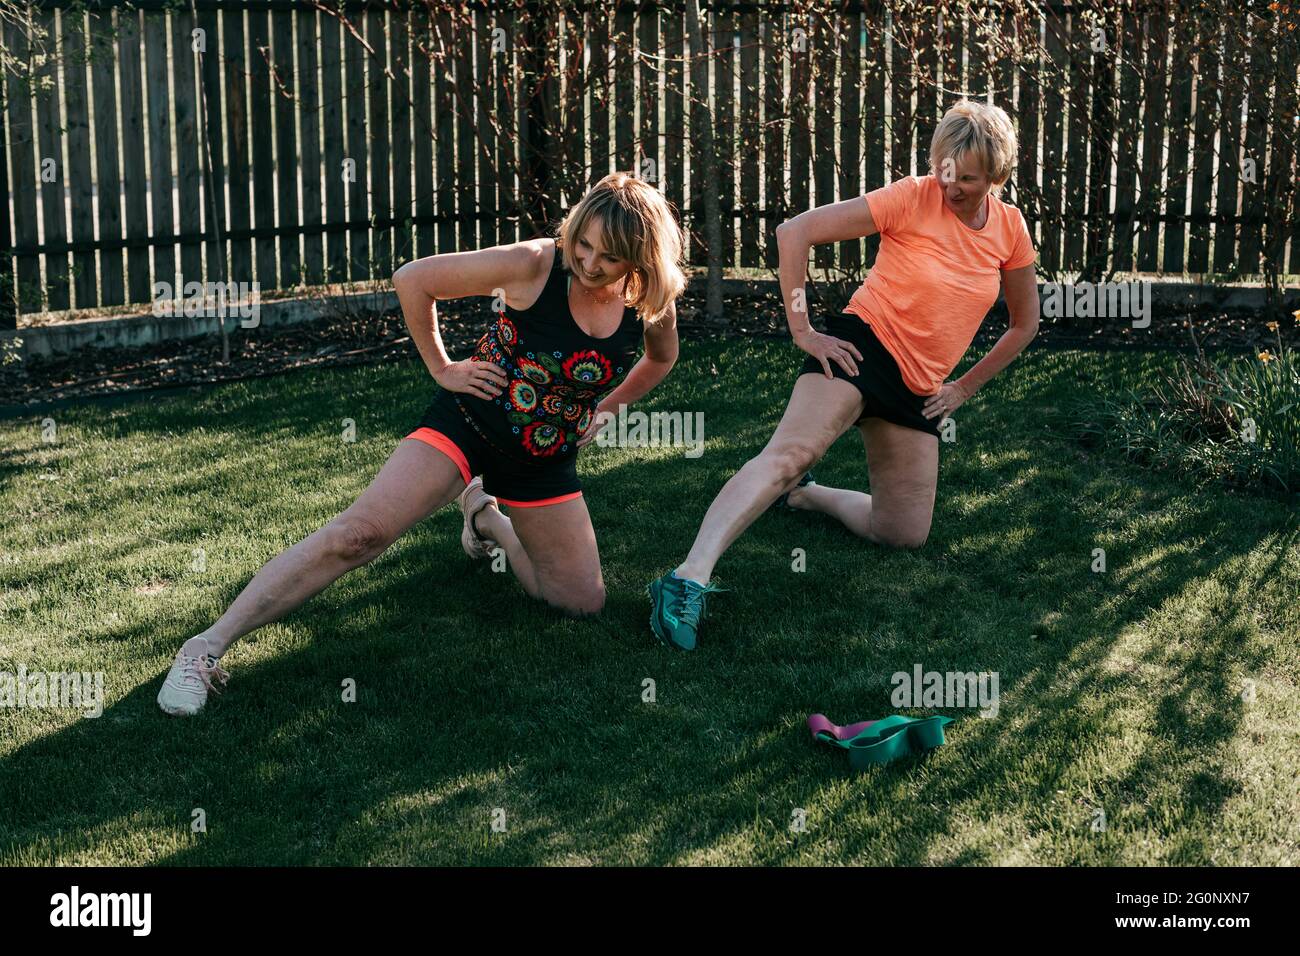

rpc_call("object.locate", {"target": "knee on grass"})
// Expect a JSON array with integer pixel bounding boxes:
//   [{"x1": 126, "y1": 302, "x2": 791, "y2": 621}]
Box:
[
  {"x1": 541, "y1": 582, "x2": 606, "y2": 618},
  {"x1": 868, "y1": 524, "x2": 929, "y2": 550}
]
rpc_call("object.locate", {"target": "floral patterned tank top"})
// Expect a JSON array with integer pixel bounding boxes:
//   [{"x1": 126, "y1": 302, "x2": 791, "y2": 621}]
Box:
[{"x1": 454, "y1": 245, "x2": 643, "y2": 463}]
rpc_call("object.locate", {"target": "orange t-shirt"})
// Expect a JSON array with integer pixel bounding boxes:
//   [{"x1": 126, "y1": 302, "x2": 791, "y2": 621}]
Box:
[{"x1": 842, "y1": 174, "x2": 1037, "y2": 395}]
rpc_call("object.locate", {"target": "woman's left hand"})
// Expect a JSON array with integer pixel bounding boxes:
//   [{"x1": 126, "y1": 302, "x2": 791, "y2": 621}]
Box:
[
  {"x1": 575, "y1": 403, "x2": 615, "y2": 448},
  {"x1": 921, "y1": 380, "x2": 973, "y2": 420}
]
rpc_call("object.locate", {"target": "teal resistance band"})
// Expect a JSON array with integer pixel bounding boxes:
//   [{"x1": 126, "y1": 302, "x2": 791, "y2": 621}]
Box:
[{"x1": 808, "y1": 713, "x2": 955, "y2": 770}]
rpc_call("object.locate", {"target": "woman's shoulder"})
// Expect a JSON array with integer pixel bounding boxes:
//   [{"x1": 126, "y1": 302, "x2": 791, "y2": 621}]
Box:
[
  {"x1": 877, "y1": 173, "x2": 931, "y2": 196},
  {"x1": 501, "y1": 238, "x2": 563, "y2": 314},
  {"x1": 988, "y1": 191, "x2": 1030, "y2": 227}
]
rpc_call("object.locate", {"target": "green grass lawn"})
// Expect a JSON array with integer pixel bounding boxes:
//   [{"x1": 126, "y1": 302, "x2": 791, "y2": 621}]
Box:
[{"x1": 1, "y1": 336, "x2": 1296, "y2": 866}]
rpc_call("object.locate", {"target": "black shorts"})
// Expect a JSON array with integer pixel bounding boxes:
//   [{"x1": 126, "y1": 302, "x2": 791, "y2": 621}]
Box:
[
  {"x1": 404, "y1": 388, "x2": 583, "y2": 507},
  {"x1": 798, "y1": 312, "x2": 941, "y2": 439}
]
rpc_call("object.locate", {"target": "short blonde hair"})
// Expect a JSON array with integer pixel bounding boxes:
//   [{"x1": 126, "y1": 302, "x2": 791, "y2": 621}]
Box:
[
  {"x1": 930, "y1": 100, "x2": 1018, "y2": 195},
  {"x1": 556, "y1": 172, "x2": 687, "y2": 326}
]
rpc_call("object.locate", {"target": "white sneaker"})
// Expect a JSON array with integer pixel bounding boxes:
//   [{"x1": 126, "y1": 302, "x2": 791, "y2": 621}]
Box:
[
  {"x1": 458, "y1": 475, "x2": 500, "y2": 560},
  {"x1": 157, "y1": 636, "x2": 230, "y2": 717}
]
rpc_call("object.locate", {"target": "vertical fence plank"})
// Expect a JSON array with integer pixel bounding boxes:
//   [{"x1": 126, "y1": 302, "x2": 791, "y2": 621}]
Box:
[
  {"x1": 965, "y1": 2, "x2": 987, "y2": 100},
  {"x1": 1084, "y1": 4, "x2": 1115, "y2": 279},
  {"x1": 940, "y1": 0, "x2": 961, "y2": 113},
  {"x1": 198, "y1": 5, "x2": 227, "y2": 289},
  {"x1": 320, "y1": 8, "x2": 346, "y2": 280},
  {"x1": 639, "y1": 2, "x2": 661, "y2": 206},
  {"x1": 173, "y1": 5, "x2": 203, "y2": 294},
  {"x1": 590, "y1": 6, "x2": 610, "y2": 182},
  {"x1": 525, "y1": 9, "x2": 561, "y2": 235},
  {"x1": 367, "y1": 7, "x2": 390, "y2": 276},
  {"x1": 563, "y1": 3, "x2": 585, "y2": 208},
  {"x1": 812, "y1": 8, "x2": 835, "y2": 269},
  {"x1": 496, "y1": 2, "x2": 516, "y2": 242},
  {"x1": 914, "y1": 4, "x2": 935, "y2": 173},
  {"x1": 1186, "y1": 13, "x2": 1218, "y2": 275},
  {"x1": 476, "y1": 6, "x2": 497, "y2": 250},
  {"x1": 1019, "y1": 6, "x2": 1040, "y2": 251},
  {"x1": 1212, "y1": 15, "x2": 1242, "y2": 274},
  {"x1": 864, "y1": 0, "x2": 886, "y2": 268},
  {"x1": 34, "y1": 7, "x2": 69, "y2": 311},
  {"x1": 1014, "y1": 5, "x2": 1040, "y2": 252},
  {"x1": 839, "y1": 4, "x2": 860, "y2": 271},
  {"x1": 1265, "y1": 13, "x2": 1294, "y2": 276},
  {"x1": 145, "y1": 10, "x2": 175, "y2": 297},
  {"x1": 687, "y1": 1, "x2": 710, "y2": 266},
  {"x1": 615, "y1": 3, "x2": 634, "y2": 171},
  {"x1": 223, "y1": 2, "x2": 252, "y2": 286},
  {"x1": 249, "y1": 5, "x2": 278, "y2": 285},
  {"x1": 298, "y1": 5, "x2": 324, "y2": 282},
  {"x1": 889, "y1": 0, "x2": 913, "y2": 179},
  {"x1": 411, "y1": 5, "x2": 434, "y2": 258},
  {"x1": 992, "y1": 6, "x2": 1014, "y2": 206},
  {"x1": 62, "y1": 7, "x2": 96, "y2": 308},
  {"x1": 717, "y1": 2, "x2": 735, "y2": 266},
  {"x1": 91, "y1": 7, "x2": 124, "y2": 305},
  {"x1": 390, "y1": 6, "x2": 411, "y2": 266},
  {"x1": 345, "y1": 7, "x2": 370, "y2": 276},
  {"x1": 433, "y1": 7, "x2": 455, "y2": 254},
  {"x1": 5, "y1": 16, "x2": 40, "y2": 314},
  {"x1": 1278, "y1": 18, "x2": 1300, "y2": 275},
  {"x1": 738, "y1": 7, "x2": 758, "y2": 267},
  {"x1": 1041, "y1": 2, "x2": 1066, "y2": 274},
  {"x1": 453, "y1": 9, "x2": 473, "y2": 251},
  {"x1": 0, "y1": 51, "x2": 11, "y2": 326},
  {"x1": 1162, "y1": 10, "x2": 1193, "y2": 274},
  {"x1": 1136, "y1": 3, "x2": 1167, "y2": 272},
  {"x1": 1237, "y1": 12, "x2": 1271, "y2": 276},
  {"x1": 788, "y1": 4, "x2": 810, "y2": 231},
  {"x1": 118, "y1": 7, "x2": 150, "y2": 304},
  {"x1": 1112, "y1": 2, "x2": 1141, "y2": 273},
  {"x1": 665, "y1": 4, "x2": 685, "y2": 241},
  {"x1": 1063, "y1": 7, "x2": 1088, "y2": 272},
  {"x1": 762, "y1": 7, "x2": 784, "y2": 268}
]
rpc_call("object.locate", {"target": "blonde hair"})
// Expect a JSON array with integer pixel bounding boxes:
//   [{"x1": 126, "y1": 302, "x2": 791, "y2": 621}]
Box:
[
  {"x1": 929, "y1": 100, "x2": 1018, "y2": 196},
  {"x1": 555, "y1": 172, "x2": 687, "y2": 325}
]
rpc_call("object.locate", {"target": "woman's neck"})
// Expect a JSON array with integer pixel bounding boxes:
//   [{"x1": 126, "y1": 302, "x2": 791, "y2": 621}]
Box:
[{"x1": 574, "y1": 274, "x2": 627, "y2": 306}]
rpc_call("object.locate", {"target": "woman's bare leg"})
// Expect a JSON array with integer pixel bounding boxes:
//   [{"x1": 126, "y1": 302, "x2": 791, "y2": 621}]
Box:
[
  {"x1": 673, "y1": 373, "x2": 865, "y2": 584},
  {"x1": 785, "y1": 417, "x2": 938, "y2": 548},
  {"x1": 784, "y1": 481, "x2": 874, "y2": 537},
  {"x1": 199, "y1": 439, "x2": 467, "y2": 656},
  {"x1": 471, "y1": 503, "x2": 542, "y2": 599},
  {"x1": 507, "y1": 495, "x2": 605, "y2": 616}
]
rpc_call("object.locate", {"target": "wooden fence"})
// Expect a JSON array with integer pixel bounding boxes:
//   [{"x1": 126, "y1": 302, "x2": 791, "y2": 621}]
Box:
[{"x1": 1, "y1": 0, "x2": 1297, "y2": 328}]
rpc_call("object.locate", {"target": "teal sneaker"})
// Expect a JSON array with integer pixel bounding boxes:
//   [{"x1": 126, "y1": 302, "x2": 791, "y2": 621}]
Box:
[{"x1": 647, "y1": 571, "x2": 728, "y2": 651}]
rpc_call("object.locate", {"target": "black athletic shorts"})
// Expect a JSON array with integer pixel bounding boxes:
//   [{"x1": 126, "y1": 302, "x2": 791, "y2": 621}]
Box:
[
  {"x1": 798, "y1": 312, "x2": 942, "y2": 439},
  {"x1": 404, "y1": 387, "x2": 583, "y2": 508}
]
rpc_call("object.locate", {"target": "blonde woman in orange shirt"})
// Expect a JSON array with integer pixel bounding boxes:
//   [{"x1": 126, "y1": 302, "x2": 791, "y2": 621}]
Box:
[{"x1": 648, "y1": 100, "x2": 1042, "y2": 650}]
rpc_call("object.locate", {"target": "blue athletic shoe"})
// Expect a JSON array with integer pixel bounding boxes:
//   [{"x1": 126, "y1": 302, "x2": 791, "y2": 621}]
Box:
[{"x1": 647, "y1": 571, "x2": 728, "y2": 651}]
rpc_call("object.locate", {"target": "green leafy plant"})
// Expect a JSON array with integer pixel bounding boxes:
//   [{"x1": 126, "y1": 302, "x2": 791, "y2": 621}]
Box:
[{"x1": 1075, "y1": 323, "x2": 1299, "y2": 495}]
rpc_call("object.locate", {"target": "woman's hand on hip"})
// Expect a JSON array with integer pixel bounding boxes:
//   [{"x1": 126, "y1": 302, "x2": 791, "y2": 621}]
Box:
[
  {"x1": 434, "y1": 359, "x2": 507, "y2": 400},
  {"x1": 575, "y1": 402, "x2": 614, "y2": 449},
  {"x1": 793, "y1": 327, "x2": 863, "y2": 378},
  {"x1": 922, "y1": 380, "x2": 973, "y2": 420}
]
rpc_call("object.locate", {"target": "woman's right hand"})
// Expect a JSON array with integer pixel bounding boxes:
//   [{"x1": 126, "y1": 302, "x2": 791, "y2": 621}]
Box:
[
  {"x1": 792, "y1": 327, "x2": 863, "y2": 378},
  {"x1": 434, "y1": 359, "x2": 508, "y2": 400}
]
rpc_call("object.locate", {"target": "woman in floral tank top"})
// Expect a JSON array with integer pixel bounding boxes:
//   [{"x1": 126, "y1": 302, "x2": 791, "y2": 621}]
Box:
[{"x1": 157, "y1": 173, "x2": 686, "y2": 717}]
